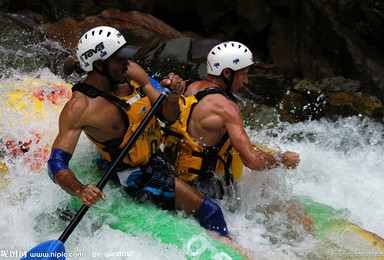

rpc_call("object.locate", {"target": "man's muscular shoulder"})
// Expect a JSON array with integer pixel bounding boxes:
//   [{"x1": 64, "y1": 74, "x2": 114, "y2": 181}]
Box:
[
  {"x1": 201, "y1": 93, "x2": 242, "y2": 124},
  {"x1": 60, "y1": 92, "x2": 92, "y2": 127},
  {"x1": 201, "y1": 93, "x2": 235, "y2": 111}
]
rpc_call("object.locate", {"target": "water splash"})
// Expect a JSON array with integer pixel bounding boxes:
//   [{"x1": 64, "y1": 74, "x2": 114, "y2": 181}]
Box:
[{"x1": 1, "y1": 70, "x2": 384, "y2": 258}]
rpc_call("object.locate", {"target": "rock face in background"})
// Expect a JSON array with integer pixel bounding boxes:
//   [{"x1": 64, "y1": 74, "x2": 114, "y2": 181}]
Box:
[
  {"x1": 5, "y1": 0, "x2": 382, "y2": 100},
  {"x1": 1, "y1": 0, "x2": 384, "y2": 125},
  {"x1": 35, "y1": 9, "x2": 223, "y2": 81}
]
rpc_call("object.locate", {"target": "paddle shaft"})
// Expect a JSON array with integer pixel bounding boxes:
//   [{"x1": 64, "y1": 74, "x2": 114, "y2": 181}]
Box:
[{"x1": 58, "y1": 90, "x2": 168, "y2": 243}]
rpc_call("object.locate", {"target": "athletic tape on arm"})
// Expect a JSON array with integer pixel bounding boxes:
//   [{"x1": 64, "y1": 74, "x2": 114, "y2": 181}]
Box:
[{"x1": 48, "y1": 149, "x2": 72, "y2": 182}]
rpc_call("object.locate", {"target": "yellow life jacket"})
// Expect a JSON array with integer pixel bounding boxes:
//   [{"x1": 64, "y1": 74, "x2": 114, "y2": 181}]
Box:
[
  {"x1": 72, "y1": 81, "x2": 162, "y2": 167},
  {"x1": 163, "y1": 87, "x2": 242, "y2": 182}
]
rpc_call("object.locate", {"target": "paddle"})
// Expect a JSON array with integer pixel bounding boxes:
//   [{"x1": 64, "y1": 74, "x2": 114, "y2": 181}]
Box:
[
  {"x1": 252, "y1": 143, "x2": 277, "y2": 154},
  {"x1": 21, "y1": 88, "x2": 170, "y2": 260}
]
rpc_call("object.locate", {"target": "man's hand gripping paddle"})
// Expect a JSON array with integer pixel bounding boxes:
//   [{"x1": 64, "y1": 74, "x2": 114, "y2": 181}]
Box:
[{"x1": 21, "y1": 88, "x2": 170, "y2": 260}]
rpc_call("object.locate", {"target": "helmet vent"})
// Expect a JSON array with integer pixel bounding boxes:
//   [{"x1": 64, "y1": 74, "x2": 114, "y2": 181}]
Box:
[
  {"x1": 84, "y1": 34, "x2": 88, "y2": 39},
  {"x1": 107, "y1": 32, "x2": 111, "y2": 37},
  {"x1": 91, "y1": 30, "x2": 95, "y2": 36},
  {"x1": 207, "y1": 41, "x2": 253, "y2": 76},
  {"x1": 99, "y1": 30, "x2": 103, "y2": 35}
]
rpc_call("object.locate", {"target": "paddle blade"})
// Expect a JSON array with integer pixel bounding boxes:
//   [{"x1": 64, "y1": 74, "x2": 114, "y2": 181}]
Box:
[{"x1": 21, "y1": 240, "x2": 65, "y2": 260}]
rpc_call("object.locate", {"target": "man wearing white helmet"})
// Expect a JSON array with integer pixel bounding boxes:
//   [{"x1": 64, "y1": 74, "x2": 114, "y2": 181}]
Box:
[
  {"x1": 163, "y1": 41, "x2": 300, "y2": 198},
  {"x1": 49, "y1": 26, "x2": 230, "y2": 238}
]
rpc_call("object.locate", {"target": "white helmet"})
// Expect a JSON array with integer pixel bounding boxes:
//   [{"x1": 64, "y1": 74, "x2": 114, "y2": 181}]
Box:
[
  {"x1": 207, "y1": 41, "x2": 254, "y2": 76},
  {"x1": 75, "y1": 26, "x2": 138, "y2": 72}
]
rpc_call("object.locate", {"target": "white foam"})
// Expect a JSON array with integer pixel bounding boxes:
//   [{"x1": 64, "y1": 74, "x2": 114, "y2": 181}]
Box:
[{"x1": 1, "y1": 72, "x2": 384, "y2": 259}]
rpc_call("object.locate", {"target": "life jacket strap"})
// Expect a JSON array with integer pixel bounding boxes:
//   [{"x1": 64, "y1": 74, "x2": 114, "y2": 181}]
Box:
[{"x1": 72, "y1": 82, "x2": 142, "y2": 111}]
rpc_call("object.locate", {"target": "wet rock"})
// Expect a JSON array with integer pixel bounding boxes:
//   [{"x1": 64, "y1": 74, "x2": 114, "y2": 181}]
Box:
[
  {"x1": 291, "y1": 79, "x2": 326, "y2": 121},
  {"x1": 100, "y1": 9, "x2": 183, "y2": 39},
  {"x1": 40, "y1": 8, "x2": 191, "y2": 77},
  {"x1": 42, "y1": 18, "x2": 80, "y2": 49},
  {"x1": 120, "y1": 28, "x2": 162, "y2": 62},
  {"x1": 246, "y1": 73, "x2": 286, "y2": 106},
  {"x1": 150, "y1": 38, "x2": 192, "y2": 79},
  {"x1": 267, "y1": 13, "x2": 299, "y2": 77},
  {"x1": 190, "y1": 39, "x2": 221, "y2": 79},
  {"x1": 276, "y1": 92, "x2": 306, "y2": 123},
  {"x1": 194, "y1": 0, "x2": 237, "y2": 40},
  {"x1": 237, "y1": 0, "x2": 270, "y2": 38},
  {"x1": 324, "y1": 92, "x2": 383, "y2": 118},
  {"x1": 159, "y1": 38, "x2": 191, "y2": 63},
  {"x1": 5, "y1": 1, "x2": 384, "y2": 105},
  {"x1": 319, "y1": 76, "x2": 361, "y2": 93},
  {"x1": 191, "y1": 39, "x2": 220, "y2": 61},
  {"x1": 293, "y1": 79, "x2": 322, "y2": 97},
  {"x1": 42, "y1": 9, "x2": 184, "y2": 51},
  {"x1": 5, "y1": 12, "x2": 43, "y2": 32},
  {"x1": 269, "y1": 76, "x2": 384, "y2": 122},
  {"x1": 238, "y1": 101, "x2": 281, "y2": 130},
  {"x1": 372, "y1": 107, "x2": 384, "y2": 122}
]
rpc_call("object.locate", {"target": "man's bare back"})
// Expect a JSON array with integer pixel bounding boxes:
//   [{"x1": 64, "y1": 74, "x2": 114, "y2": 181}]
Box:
[{"x1": 188, "y1": 93, "x2": 234, "y2": 147}]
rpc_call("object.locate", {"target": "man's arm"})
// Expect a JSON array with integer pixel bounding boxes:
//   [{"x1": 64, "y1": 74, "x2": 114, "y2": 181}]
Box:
[
  {"x1": 49, "y1": 96, "x2": 105, "y2": 207},
  {"x1": 127, "y1": 62, "x2": 184, "y2": 123},
  {"x1": 126, "y1": 61, "x2": 161, "y2": 103},
  {"x1": 222, "y1": 102, "x2": 277, "y2": 170},
  {"x1": 222, "y1": 101, "x2": 300, "y2": 170},
  {"x1": 158, "y1": 73, "x2": 185, "y2": 123}
]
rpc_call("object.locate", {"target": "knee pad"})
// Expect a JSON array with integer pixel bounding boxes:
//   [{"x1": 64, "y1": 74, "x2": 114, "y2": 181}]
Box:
[{"x1": 194, "y1": 197, "x2": 228, "y2": 236}]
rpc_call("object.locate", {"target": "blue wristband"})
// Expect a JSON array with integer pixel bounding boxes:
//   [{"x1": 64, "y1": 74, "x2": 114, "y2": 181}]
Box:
[{"x1": 48, "y1": 149, "x2": 72, "y2": 182}]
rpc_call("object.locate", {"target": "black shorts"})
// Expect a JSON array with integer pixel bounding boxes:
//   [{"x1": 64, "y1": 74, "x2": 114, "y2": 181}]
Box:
[
  {"x1": 120, "y1": 153, "x2": 176, "y2": 210},
  {"x1": 187, "y1": 173, "x2": 224, "y2": 200}
]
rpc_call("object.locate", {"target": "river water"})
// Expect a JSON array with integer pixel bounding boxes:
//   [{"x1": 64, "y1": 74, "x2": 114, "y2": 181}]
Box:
[{"x1": 1, "y1": 34, "x2": 383, "y2": 260}]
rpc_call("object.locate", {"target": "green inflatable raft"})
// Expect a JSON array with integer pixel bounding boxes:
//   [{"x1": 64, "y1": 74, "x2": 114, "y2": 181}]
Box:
[{"x1": 66, "y1": 163, "x2": 247, "y2": 260}]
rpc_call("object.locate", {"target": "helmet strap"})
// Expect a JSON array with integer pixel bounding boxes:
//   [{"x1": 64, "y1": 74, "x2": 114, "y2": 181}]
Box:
[
  {"x1": 220, "y1": 69, "x2": 235, "y2": 95},
  {"x1": 94, "y1": 60, "x2": 121, "y2": 87}
]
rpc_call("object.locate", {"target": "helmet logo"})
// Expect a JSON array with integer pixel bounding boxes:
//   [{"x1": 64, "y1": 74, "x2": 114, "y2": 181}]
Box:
[
  {"x1": 214, "y1": 63, "x2": 220, "y2": 67},
  {"x1": 100, "y1": 51, "x2": 108, "y2": 58},
  {"x1": 79, "y1": 42, "x2": 105, "y2": 62},
  {"x1": 233, "y1": 58, "x2": 239, "y2": 64}
]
